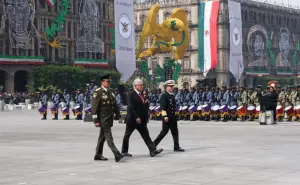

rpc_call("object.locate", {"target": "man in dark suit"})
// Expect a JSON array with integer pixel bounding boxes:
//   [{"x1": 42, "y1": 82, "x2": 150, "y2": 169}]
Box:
[
  {"x1": 121, "y1": 79, "x2": 163, "y2": 157},
  {"x1": 154, "y1": 80, "x2": 185, "y2": 152},
  {"x1": 92, "y1": 74, "x2": 124, "y2": 162}
]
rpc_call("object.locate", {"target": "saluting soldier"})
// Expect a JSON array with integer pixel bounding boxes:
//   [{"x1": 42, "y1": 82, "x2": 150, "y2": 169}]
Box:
[
  {"x1": 92, "y1": 74, "x2": 123, "y2": 162},
  {"x1": 154, "y1": 80, "x2": 185, "y2": 152}
]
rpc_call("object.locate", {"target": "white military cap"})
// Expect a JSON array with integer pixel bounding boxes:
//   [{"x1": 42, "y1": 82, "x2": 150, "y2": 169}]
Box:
[{"x1": 164, "y1": 80, "x2": 175, "y2": 86}]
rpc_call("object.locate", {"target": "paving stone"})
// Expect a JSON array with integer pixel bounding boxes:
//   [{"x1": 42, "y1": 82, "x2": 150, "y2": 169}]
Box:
[{"x1": 1, "y1": 111, "x2": 300, "y2": 185}]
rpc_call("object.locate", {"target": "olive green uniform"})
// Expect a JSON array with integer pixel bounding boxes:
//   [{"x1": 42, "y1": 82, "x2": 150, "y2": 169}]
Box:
[{"x1": 92, "y1": 87, "x2": 121, "y2": 157}]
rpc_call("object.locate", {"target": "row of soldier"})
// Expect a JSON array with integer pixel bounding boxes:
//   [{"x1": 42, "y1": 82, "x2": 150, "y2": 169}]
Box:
[
  {"x1": 149, "y1": 85, "x2": 300, "y2": 122},
  {"x1": 37, "y1": 83, "x2": 300, "y2": 122}
]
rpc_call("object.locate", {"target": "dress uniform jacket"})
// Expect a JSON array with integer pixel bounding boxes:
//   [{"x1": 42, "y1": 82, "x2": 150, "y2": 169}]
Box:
[
  {"x1": 161, "y1": 92, "x2": 176, "y2": 120},
  {"x1": 92, "y1": 87, "x2": 120, "y2": 129}
]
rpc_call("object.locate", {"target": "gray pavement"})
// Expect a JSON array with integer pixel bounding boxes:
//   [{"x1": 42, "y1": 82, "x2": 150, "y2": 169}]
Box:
[{"x1": 1, "y1": 110, "x2": 300, "y2": 185}]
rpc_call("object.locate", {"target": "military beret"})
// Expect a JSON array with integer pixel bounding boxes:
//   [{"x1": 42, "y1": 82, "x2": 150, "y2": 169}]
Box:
[
  {"x1": 256, "y1": 85, "x2": 262, "y2": 89},
  {"x1": 164, "y1": 80, "x2": 175, "y2": 86},
  {"x1": 100, "y1": 74, "x2": 111, "y2": 81}
]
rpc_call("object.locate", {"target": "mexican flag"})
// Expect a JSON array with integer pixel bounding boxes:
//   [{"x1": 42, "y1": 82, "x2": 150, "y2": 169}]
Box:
[
  {"x1": 46, "y1": 0, "x2": 56, "y2": 8},
  {"x1": 198, "y1": 0, "x2": 220, "y2": 77}
]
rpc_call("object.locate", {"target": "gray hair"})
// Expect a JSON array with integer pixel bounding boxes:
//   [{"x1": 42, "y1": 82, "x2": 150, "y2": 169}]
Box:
[{"x1": 133, "y1": 79, "x2": 143, "y2": 87}]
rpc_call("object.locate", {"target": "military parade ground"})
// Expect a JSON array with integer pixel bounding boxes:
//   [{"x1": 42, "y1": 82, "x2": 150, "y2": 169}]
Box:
[{"x1": 1, "y1": 110, "x2": 300, "y2": 185}]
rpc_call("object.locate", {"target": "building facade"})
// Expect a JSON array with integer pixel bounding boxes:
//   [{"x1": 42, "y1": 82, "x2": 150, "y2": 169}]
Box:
[
  {"x1": 0, "y1": 0, "x2": 113, "y2": 92},
  {"x1": 134, "y1": 0, "x2": 300, "y2": 88}
]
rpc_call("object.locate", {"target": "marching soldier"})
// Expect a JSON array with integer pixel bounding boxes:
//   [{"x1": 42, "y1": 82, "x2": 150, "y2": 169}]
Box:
[
  {"x1": 92, "y1": 74, "x2": 123, "y2": 162},
  {"x1": 154, "y1": 80, "x2": 185, "y2": 152},
  {"x1": 52, "y1": 90, "x2": 60, "y2": 120}
]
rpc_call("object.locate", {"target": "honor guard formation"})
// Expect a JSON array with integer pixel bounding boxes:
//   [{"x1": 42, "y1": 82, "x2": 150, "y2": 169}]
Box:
[
  {"x1": 148, "y1": 83, "x2": 300, "y2": 123},
  {"x1": 22, "y1": 80, "x2": 299, "y2": 123}
]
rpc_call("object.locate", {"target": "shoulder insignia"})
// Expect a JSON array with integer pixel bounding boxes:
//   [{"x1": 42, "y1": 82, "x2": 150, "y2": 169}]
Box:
[{"x1": 95, "y1": 88, "x2": 101, "y2": 91}]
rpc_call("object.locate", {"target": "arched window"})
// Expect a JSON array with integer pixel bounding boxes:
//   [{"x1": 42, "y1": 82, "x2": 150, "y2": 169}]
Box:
[
  {"x1": 140, "y1": 14, "x2": 146, "y2": 26},
  {"x1": 164, "y1": 11, "x2": 171, "y2": 20}
]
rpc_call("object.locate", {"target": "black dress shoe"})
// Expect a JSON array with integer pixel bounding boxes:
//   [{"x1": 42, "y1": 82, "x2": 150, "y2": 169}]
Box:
[
  {"x1": 150, "y1": 148, "x2": 163, "y2": 157},
  {"x1": 115, "y1": 154, "x2": 124, "y2": 162},
  {"x1": 122, "y1": 153, "x2": 132, "y2": 157},
  {"x1": 94, "y1": 155, "x2": 108, "y2": 161},
  {"x1": 174, "y1": 147, "x2": 185, "y2": 152}
]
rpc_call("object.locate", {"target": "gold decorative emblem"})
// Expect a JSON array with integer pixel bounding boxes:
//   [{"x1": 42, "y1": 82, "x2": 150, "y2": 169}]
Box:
[
  {"x1": 93, "y1": 93, "x2": 97, "y2": 98},
  {"x1": 103, "y1": 95, "x2": 108, "y2": 99}
]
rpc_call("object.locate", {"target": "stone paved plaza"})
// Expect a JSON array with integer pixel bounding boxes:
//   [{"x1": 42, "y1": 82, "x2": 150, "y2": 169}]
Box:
[{"x1": 1, "y1": 110, "x2": 300, "y2": 185}]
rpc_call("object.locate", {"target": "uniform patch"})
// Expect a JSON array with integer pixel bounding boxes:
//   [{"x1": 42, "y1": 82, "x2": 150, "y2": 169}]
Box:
[
  {"x1": 103, "y1": 95, "x2": 108, "y2": 99},
  {"x1": 93, "y1": 93, "x2": 97, "y2": 98}
]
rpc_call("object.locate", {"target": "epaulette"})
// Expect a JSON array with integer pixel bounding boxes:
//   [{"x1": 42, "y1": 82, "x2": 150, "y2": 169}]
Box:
[{"x1": 95, "y1": 88, "x2": 101, "y2": 91}]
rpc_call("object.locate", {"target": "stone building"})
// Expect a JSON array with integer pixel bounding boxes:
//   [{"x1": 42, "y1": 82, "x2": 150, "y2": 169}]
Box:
[
  {"x1": 134, "y1": 0, "x2": 300, "y2": 88},
  {"x1": 0, "y1": 0, "x2": 113, "y2": 92}
]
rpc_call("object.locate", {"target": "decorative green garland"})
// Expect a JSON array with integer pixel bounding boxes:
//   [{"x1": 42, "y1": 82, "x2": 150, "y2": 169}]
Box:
[{"x1": 45, "y1": 0, "x2": 70, "y2": 48}]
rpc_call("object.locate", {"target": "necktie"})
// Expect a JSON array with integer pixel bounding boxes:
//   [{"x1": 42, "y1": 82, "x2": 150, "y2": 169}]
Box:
[{"x1": 139, "y1": 94, "x2": 144, "y2": 104}]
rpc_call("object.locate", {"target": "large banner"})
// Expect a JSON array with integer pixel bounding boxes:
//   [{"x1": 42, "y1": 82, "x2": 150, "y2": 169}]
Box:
[
  {"x1": 228, "y1": 0, "x2": 243, "y2": 82},
  {"x1": 114, "y1": 0, "x2": 136, "y2": 81},
  {"x1": 198, "y1": 0, "x2": 220, "y2": 77}
]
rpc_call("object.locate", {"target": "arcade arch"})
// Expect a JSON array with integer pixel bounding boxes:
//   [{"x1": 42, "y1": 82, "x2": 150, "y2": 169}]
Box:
[
  {"x1": 14, "y1": 70, "x2": 28, "y2": 92},
  {"x1": 0, "y1": 69, "x2": 8, "y2": 92}
]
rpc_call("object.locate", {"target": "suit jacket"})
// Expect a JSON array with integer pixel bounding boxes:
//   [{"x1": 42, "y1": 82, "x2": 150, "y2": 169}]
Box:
[{"x1": 126, "y1": 90, "x2": 149, "y2": 125}]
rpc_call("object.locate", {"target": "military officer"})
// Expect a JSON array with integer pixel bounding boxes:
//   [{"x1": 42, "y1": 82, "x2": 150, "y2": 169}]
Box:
[
  {"x1": 92, "y1": 74, "x2": 123, "y2": 162},
  {"x1": 154, "y1": 80, "x2": 185, "y2": 152}
]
